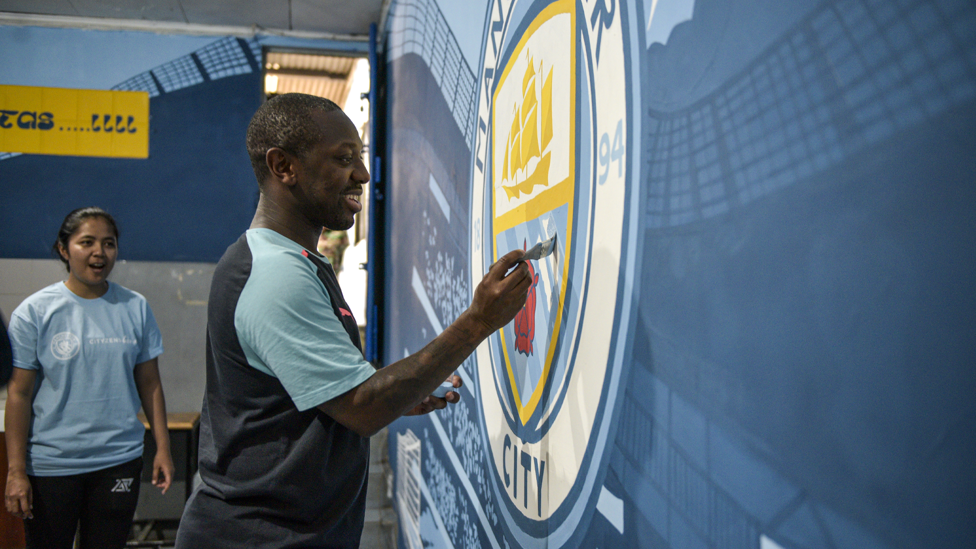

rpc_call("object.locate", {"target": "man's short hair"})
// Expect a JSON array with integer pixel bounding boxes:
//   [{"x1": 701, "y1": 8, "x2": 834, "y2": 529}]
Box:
[{"x1": 246, "y1": 93, "x2": 342, "y2": 184}]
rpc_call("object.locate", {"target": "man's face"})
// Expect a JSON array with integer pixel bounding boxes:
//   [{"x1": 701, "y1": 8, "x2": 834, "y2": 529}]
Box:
[{"x1": 294, "y1": 109, "x2": 369, "y2": 231}]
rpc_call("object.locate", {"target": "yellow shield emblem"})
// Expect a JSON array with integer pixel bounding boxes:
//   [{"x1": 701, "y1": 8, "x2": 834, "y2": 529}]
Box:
[{"x1": 491, "y1": 1, "x2": 576, "y2": 428}]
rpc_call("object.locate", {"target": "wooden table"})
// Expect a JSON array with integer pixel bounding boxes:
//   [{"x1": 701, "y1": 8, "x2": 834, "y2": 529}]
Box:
[{"x1": 137, "y1": 411, "x2": 200, "y2": 431}]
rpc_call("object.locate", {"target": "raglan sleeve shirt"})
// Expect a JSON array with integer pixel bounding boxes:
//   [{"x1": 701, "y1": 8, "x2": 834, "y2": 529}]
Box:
[{"x1": 233, "y1": 229, "x2": 375, "y2": 411}]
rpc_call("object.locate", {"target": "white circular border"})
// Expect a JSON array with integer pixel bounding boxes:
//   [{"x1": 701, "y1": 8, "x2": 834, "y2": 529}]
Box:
[{"x1": 50, "y1": 331, "x2": 81, "y2": 360}]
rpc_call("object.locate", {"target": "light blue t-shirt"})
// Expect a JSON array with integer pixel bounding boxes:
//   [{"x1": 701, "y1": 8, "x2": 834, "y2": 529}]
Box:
[
  {"x1": 235, "y1": 229, "x2": 375, "y2": 411},
  {"x1": 8, "y1": 281, "x2": 164, "y2": 476}
]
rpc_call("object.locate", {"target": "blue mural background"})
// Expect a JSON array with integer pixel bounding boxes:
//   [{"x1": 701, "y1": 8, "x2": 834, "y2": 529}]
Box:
[
  {"x1": 0, "y1": 27, "x2": 366, "y2": 262},
  {"x1": 383, "y1": 0, "x2": 976, "y2": 548}
]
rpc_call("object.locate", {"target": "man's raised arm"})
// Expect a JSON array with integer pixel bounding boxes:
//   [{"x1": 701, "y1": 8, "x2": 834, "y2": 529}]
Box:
[{"x1": 318, "y1": 248, "x2": 531, "y2": 437}]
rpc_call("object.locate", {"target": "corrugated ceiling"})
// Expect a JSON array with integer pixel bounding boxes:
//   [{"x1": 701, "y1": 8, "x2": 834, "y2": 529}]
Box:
[{"x1": 264, "y1": 52, "x2": 358, "y2": 105}]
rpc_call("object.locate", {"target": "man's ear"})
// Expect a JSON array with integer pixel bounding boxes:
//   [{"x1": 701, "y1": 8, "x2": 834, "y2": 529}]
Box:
[{"x1": 266, "y1": 148, "x2": 298, "y2": 186}]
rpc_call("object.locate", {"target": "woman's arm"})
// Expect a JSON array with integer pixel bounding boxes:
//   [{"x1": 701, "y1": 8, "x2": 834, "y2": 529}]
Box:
[
  {"x1": 4, "y1": 367, "x2": 36, "y2": 519},
  {"x1": 133, "y1": 358, "x2": 174, "y2": 494}
]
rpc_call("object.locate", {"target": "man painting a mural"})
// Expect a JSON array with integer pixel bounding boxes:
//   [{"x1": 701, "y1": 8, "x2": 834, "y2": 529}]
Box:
[
  {"x1": 0, "y1": 0, "x2": 972, "y2": 546},
  {"x1": 171, "y1": 93, "x2": 531, "y2": 547}
]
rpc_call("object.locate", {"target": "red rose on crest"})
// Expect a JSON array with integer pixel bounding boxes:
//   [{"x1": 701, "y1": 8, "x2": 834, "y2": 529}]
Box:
[{"x1": 514, "y1": 239, "x2": 540, "y2": 356}]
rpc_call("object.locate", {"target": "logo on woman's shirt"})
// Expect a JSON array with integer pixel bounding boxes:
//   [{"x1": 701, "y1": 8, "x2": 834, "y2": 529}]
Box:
[{"x1": 50, "y1": 332, "x2": 81, "y2": 360}]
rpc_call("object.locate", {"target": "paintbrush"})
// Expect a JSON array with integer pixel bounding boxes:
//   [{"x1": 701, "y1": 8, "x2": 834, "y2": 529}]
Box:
[{"x1": 521, "y1": 233, "x2": 557, "y2": 262}]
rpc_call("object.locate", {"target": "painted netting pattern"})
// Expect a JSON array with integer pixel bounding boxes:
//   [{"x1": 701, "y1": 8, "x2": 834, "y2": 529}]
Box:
[
  {"x1": 644, "y1": 0, "x2": 976, "y2": 229},
  {"x1": 112, "y1": 71, "x2": 161, "y2": 97},
  {"x1": 147, "y1": 55, "x2": 206, "y2": 93},
  {"x1": 195, "y1": 37, "x2": 255, "y2": 80},
  {"x1": 388, "y1": 0, "x2": 478, "y2": 147},
  {"x1": 112, "y1": 37, "x2": 259, "y2": 98}
]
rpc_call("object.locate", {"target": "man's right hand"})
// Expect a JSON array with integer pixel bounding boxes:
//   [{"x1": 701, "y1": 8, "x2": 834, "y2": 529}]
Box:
[
  {"x1": 5, "y1": 471, "x2": 32, "y2": 519},
  {"x1": 467, "y1": 249, "x2": 532, "y2": 334}
]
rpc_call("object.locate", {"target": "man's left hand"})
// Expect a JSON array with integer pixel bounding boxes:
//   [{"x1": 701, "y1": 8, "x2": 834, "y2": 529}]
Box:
[{"x1": 405, "y1": 374, "x2": 463, "y2": 415}]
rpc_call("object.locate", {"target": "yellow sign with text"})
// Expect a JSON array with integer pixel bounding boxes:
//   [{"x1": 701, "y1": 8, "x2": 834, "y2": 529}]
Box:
[{"x1": 0, "y1": 85, "x2": 149, "y2": 158}]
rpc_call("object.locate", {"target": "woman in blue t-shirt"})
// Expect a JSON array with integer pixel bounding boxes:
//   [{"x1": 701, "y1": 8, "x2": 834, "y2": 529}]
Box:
[{"x1": 4, "y1": 207, "x2": 174, "y2": 549}]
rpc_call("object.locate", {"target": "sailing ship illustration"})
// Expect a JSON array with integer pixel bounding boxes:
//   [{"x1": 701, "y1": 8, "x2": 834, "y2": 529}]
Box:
[{"x1": 501, "y1": 53, "x2": 554, "y2": 200}]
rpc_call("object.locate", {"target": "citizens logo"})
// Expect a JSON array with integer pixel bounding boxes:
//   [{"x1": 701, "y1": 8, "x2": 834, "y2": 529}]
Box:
[
  {"x1": 50, "y1": 332, "x2": 81, "y2": 360},
  {"x1": 469, "y1": 0, "x2": 639, "y2": 545},
  {"x1": 88, "y1": 337, "x2": 137, "y2": 345},
  {"x1": 111, "y1": 478, "x2": 134, "y2": 493}
]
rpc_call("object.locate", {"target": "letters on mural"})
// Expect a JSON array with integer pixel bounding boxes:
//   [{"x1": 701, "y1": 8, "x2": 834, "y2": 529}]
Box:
[
  {"x1": 502, "y1": 434, "x2": 548, "y2": 517},
  {"x1": 0, "y1": 110, "x2": 138, "y2": 133},
  {"x1": 0, "y1": 85, "x2": 149, "y2": 158},
  {"x1": 0, "y1": 110, "x2": 55, "y2": 130}
]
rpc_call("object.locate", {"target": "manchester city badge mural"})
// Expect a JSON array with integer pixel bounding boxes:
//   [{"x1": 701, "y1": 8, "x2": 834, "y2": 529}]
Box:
[
  {"x1": 469, "y1": 0, "x2": 639, "y2": 545},
  {"x1": 385, "y1": 0, "x2": 976, "y2": 546}
]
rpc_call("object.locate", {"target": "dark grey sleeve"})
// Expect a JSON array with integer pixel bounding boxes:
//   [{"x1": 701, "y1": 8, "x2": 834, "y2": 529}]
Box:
[{"x1": 0, "y1": 310, "x2": 12, "y2": 386}]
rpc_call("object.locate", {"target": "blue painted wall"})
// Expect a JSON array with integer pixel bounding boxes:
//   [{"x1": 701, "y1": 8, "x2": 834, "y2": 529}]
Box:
[
  {"x1": 0, "y1": 28, "x2": 262, "y2": 261},
  {"x1": 0, "y1": 26, "x2": 366, "y2": 262},
  {"x1": 382, "y1": 0, "x2": 976, "y2": 548}
]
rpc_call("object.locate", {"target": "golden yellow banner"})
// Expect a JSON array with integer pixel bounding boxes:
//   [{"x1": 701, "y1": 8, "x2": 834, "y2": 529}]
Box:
[{"x1": 0, "y1": 85, "x2": 149, "y2": 158}]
